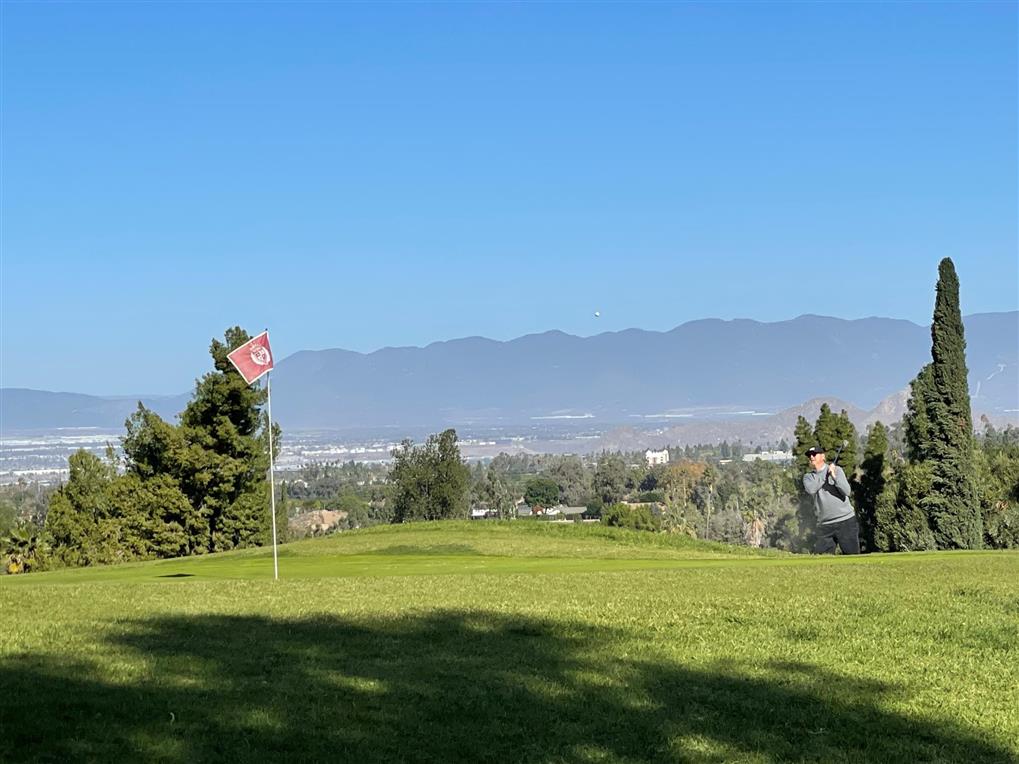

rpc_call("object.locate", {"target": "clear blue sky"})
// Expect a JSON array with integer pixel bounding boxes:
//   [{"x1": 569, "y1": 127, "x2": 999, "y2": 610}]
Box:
[{"x1": 2, "y1": 2, "x2": 1016, "y2": 395}]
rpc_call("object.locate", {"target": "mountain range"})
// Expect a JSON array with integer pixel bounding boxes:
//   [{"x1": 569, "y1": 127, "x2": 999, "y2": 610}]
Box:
[{"x1": 3, "y1": 312, "x2": 1016, "y2": 434}]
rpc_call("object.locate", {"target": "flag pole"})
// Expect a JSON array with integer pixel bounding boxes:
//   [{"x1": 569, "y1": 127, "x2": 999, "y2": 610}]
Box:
[{"x1": 266, "y1": 371, "x2": 279, "y2": 581}]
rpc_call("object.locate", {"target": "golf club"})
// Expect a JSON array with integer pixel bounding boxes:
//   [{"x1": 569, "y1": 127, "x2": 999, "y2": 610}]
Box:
[
  {"x1": 831, "y1": 439, "x2": 849, "y2": 467},
  {"x1": 822, "y1": 439, "x2": 850, "y2": 502}
]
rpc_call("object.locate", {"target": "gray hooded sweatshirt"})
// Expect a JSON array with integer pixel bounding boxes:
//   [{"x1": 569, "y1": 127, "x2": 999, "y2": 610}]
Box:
[{"x1": 803, "y1": 465, "x2": 855, "y2": 525}]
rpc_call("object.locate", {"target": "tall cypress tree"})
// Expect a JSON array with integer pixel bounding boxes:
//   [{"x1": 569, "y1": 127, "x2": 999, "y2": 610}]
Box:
[
  {"x1": 924, "y1": 258, "x2": 981, "y2": 548},
  {"x1": 904, "y1": 364, "x2": 936, "y2": 462}
]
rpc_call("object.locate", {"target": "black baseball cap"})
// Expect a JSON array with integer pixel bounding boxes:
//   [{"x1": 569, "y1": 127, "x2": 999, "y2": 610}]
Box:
[{"x1": 805, "y1": 446, "x2": 826, "y2": 458}]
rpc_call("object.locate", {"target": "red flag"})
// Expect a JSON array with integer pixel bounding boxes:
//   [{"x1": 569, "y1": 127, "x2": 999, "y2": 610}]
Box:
[{"x1": 227, "y1": 331, "x2": 275, "y2": 384}]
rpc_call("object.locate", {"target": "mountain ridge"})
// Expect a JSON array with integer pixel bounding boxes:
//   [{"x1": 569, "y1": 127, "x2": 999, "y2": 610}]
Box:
[{"x1": 3, "y1": 312, "x2": 1015, "y2": 433}]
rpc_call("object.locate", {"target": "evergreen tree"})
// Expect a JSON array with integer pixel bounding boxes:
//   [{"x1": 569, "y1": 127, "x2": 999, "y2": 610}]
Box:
[
  {"x1": 904, "y1": 364, "x2": 936, "y2": 461},
  {"x1": 174, "y1": 328, "x2": 279, "y2": 551},
  {"x1": 122, "y1": 404, "x2": 184, "y2": 479},
  {"x1": 974, "y1": 422, "x2": 1019, "y2": 548},
  {"x1": 791, "y1": 415, "x2": 817, "y2": 550},
  {"x1": 831, "y1": 410, "x2": 859, "y2": 478},
  {"x1": 120, "y1": 328, "x2": 280, "y2": 553},
  {"x1": 923, "y1": 258, "x2": 981, "y2": 548},
  {"x1": 107, "y1": 474, "x2": 192, "y2": 559},
  {"x1": 812, "y1": 404, "x2": 840, "y2": 457},
  {"x1": 44, "y1": 328, "x2": 282, "y2": 567},
  {"x1": 882, "y1": 462, "x2": 937, "y2": 551},
  {"x1": 45, "y1": 450, "x2": 119, "y2": 566},
  {"x1": 593, "y1": 454, "x2": 628, "y2": 505},
  {"x1": 857, "y1": 422, "x2": 889, "y2": 552},
  {"x1": 792, "y1": 416, "x2": 814, "y2": 475},
  {"x1": 390, "y1": 429, "x2": 470, "y2": 522}
]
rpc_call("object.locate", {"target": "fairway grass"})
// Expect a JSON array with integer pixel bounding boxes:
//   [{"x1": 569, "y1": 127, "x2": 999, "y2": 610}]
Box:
[{"x1": 2, "y1": 522, "x2": 1017, "y2": 762}]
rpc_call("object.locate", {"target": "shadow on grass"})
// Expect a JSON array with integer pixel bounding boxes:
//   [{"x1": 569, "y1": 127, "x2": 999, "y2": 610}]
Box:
[{"x1": 2, "y1": 611, "x2": 1014, "y2": 763}]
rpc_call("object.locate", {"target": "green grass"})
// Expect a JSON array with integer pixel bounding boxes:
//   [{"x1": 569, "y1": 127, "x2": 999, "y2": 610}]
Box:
[{"x1": 2, "y1": 522, "x2": 1017, "y2": 763}]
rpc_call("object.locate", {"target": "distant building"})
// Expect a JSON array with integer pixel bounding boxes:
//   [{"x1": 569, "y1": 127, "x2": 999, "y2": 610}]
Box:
[
  {"x1": 645, "y1": 449, "x2": 670, "y2": 467},
  {"x1": 742, "y1": 450, "x2": 793, "y2": 464},
  {"x1": 548, "y1": 505, "x2": 587, "y2": 517},
  {"x1": 516, "y1": 504, "x2": 586, "y2": 519}
]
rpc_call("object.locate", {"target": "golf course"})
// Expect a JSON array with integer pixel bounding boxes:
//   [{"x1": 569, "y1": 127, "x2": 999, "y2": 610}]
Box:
[{"x1": 2, "y1": 521, "x2": 1017, "y2": 763}]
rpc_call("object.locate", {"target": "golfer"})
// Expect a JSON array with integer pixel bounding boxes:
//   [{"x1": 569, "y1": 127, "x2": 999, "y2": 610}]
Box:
[{"x1": 803, "y1": 446, "x2": 860, "y2": 554}]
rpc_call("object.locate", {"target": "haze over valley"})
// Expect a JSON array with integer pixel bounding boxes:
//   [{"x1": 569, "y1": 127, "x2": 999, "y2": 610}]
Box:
[{"x1": 4, "y1": 312, "x2": 1015, "y2": 483}]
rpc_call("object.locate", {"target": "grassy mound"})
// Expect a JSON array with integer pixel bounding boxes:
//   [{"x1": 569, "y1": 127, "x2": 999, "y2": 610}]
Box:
[
  {"x1": 2, "y1": 521, "x2": 780, "y2": 585},
  {"x1": 2, "y1": 522, "x2": 1017, "y2": 762}
]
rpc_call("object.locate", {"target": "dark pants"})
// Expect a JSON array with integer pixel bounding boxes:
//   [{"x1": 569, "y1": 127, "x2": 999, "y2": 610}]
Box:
[{"x1": 815, "y1": 516, "x2": 860, "y2": 555}]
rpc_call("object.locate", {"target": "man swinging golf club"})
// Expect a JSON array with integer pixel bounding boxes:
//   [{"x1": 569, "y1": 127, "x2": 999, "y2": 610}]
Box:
[{"x1": 803, "y1": 442, "x2": 860, "y2": 554}]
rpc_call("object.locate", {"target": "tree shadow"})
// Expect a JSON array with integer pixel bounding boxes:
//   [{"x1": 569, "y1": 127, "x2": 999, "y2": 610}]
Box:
[{"x1": 2, "y1": 611, "x2": 1014, "y2": 763}]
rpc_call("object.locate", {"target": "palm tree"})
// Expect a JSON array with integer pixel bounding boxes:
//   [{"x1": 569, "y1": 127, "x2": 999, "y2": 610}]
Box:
[{"x1": 3, "y1": 525, "x2": 43, "y2": 574}]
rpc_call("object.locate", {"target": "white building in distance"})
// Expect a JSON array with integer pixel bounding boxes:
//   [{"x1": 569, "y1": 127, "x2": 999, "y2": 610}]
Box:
[
  {"x1": 742, "y1": 450, "x2": 793, "y2": 464},
  {"x1": 645, "y1": 449, "x2": 670, "y2": 467}
]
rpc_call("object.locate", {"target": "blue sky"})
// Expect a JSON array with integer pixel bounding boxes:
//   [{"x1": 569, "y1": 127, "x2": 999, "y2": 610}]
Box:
[{"x1": 2, "y1": 2, "x2": 1016, "y2": 395}]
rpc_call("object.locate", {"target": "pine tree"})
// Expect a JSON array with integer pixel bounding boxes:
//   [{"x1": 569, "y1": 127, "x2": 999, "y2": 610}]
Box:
[
  {"x1": 44, "y1": 450, "x2": 116, "y2": 566},
  {"x1": 872, "y1": 460, "x2": 898, "y2": 552},
  {"x1": 923, "y1": 259, "x2": 981, "y2": 548},
  {"x1": 792, "y1": 415, "x2": 817, "y2": 551},
  {"x1": 175, "y1": 328, "x2": 279, "y2": 551},
  {"x1": 793, "y1": 416, "x2": 814, "y2": 475},
  {"x1": 119, "y1": 328, "x2": 279, "y2": 554},
  {"x1": 831, "y1": 409, "x2": 859, "y2": 477},
  {"x1": 857, "y1": 422, "x2": 889, "y2": 552},
  {"x1": 813, "y1": 404, "x2": 840, "y2": 456}
]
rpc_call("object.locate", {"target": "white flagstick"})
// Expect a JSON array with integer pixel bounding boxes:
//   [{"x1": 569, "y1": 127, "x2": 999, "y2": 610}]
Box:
[{"x1": 266, "y1": 372, "x2": 279, "y2": 581}]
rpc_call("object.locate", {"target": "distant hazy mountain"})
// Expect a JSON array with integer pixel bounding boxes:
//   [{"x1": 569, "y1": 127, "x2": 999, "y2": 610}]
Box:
[
  {"x1": 3, "y1": 312, "x2": 1015, "y2": 432},
  {"x1": 0, "y1": 390, "x2": 189, "y2": 431},
  {"x1": 269, "y1": 312, "x2": 1016, "y2": 429}
]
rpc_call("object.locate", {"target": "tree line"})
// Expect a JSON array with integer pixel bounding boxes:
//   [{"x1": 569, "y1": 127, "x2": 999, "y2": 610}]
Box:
[
  {"x1": 4, "y1": 262, "x2": 1016, "y2": 573},
  {"x1": 852, "y1": 260, "x2": 1018, "y2": 550},
  {"x1": 785, "y1": 261, "x2": 1018, "y2": 552},
  {"x1": 4, "y1": 328, "x2": 285, "y2": 573}
]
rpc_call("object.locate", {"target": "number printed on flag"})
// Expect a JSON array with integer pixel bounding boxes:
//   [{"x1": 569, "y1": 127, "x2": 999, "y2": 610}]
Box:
[{"x1": 227, "y1": 331, "x2": 275, "y2": 384}]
